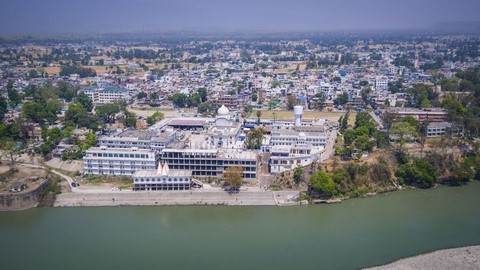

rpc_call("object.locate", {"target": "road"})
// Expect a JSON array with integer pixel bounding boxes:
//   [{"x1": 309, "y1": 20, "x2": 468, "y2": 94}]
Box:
[{"x1": 368, "y1": 111, "x2": 384, "y2": 129}]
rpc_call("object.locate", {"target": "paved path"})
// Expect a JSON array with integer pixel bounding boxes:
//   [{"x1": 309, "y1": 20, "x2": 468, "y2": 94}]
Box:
[
  {"x1": 54, "y1": 190, "x2": 300, "y2": 207},
  {"x1": 368, "y1": 111, "x2": 384, "y2": 129}
]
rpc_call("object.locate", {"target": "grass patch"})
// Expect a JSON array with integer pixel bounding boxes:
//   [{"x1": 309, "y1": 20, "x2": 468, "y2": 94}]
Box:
[{"x1": 83, "y1": 175, "x2": 133, "y2": 184}]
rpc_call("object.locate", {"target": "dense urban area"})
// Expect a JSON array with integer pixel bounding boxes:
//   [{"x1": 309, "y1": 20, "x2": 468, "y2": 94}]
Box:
[{"x1": 0, "y1": 32, "x2": 479, "y2": 207}]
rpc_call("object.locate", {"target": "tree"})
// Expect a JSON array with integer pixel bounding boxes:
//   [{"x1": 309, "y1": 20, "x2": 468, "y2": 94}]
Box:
[
  {"x1": 395, "y1": 158, "x2": 438, "y2": 188},
  {"x1": 334, "y1": 93, "x2": 349, "y2": 106},
  {"x1": 137, "y1": 92, "x2": 148, "y2": 99},
  {"x1": 271, "y1": 80, "x2": 281, "y2": 88},
  {"x1": 197, "y1": 88, "x2": 208, "y2": 102},
  {"x1": 309, "y1": 169, "x2": 335, "y2": 197},
  {"x1": 122, "y1": 111, "x2": 137, "y2": 128},
  {"x1": 7, "y1": 83, "x2": 22, "y2": 108},
  {"x1": 293, "y1": 166, "x2": 304, "y2": 184},
  {"x1": 146, "y1": 111, "x2": 164, "y2": 125},
  {"x1": 1, "y1": 140, "x2": 21, "y2": 168},
  {"x1": 0, "y1": 96, "x2": 7, "y2": 122},
  {"x1": 244, "y1": 127, "x2": 264, "y2": 150},
  {"x1": 369, "y1": 158, "x2": 391, "y2": 183},
  {"x1": 224, "y1": 166, "x2": 243, "y2": 190},
  {"x1": 77, "y1": 132, "x2": 97, "y2": 151},
  {"x1": 243, "y1": 105, "x2": 253, "y2": 115},
  {"x1": 65, "y1": 102, "x2": 96, "y2": 129},
  {"x1": 76, "y1": 92, "x2": 93, "y2": 112},
  {"x1": 95, "y1": 104, "x2": 120, "y2": 123},
  {"x1": 171, "y1": 93, "x2": 188, "y2": 108},
  {"x1": 287, "y1": 95, "x2": 298, "y2": 110},
  {"x1": 197, "y1": 102, "x2": 215, "y2": 116},
  {"x1": 390, "y1": 121, "x2": 418, "y2": 150},
  {"x1": 256, "y1": 110, "x2": 262, "y2": 124}
]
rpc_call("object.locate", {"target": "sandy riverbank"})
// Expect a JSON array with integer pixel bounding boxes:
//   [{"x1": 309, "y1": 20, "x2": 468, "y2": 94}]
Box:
[{"x1": 365, "y1": 245, "x2": 480, "y2": 270}]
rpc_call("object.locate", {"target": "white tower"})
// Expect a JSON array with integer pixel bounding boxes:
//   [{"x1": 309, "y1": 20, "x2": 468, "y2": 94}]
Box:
[{"x1": 294, "y1": 105, "x2": 303, "y2": 126}]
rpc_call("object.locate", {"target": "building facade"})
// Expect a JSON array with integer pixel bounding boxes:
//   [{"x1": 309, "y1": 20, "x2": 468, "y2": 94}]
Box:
[
  {"x1": 160, "y1": 148, "x2": 258, "y2": 180},
  {"x1": 83, "y1": 147, "x2": 159, "y2": 176},
  {"x1": 80, "y1": 85, "x2": 130, "y2": 105},
  {"x1": 133, "y1": 162, "x2": 192, "y2": 191}
]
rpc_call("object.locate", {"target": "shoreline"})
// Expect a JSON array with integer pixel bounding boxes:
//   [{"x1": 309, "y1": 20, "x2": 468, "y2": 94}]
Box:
[{"x1": 365, "y1": 245, "x2": 480, "y2": 270}]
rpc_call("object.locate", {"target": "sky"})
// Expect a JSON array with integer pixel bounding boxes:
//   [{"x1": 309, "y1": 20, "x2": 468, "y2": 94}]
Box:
[{"x1": 0, "y1": 0, "x2": 479, "y2": 34}]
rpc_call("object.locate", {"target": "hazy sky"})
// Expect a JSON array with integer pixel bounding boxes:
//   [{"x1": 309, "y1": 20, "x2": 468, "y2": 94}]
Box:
[{"x1": 0, "y1": 0, "x2": 479, "y2": 34}]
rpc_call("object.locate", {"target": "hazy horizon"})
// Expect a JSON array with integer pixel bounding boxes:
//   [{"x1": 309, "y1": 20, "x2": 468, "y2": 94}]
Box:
[{"x1": 0, "y1": 0, "x2": 479, "y2": 34}]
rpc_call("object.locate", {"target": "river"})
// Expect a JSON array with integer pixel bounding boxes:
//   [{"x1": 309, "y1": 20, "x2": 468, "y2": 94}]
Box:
[{"x1": 1, "y1": 182, "x2": 480, "y2": 270}]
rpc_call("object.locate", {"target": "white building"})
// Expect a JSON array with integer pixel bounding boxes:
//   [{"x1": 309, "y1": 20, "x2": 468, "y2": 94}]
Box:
[
  {"x1": 98, "y1": 129, "x2": 176, "y2": 151},
  {"x1": 83, "y1": 147, "x2": 159, "y2": 176},
  {"x1": 79, "y1": 85, "x2": 130, "y2": 105},
  {"x1": 375, "y1": 76, "x2": 388, "y2": 91},
  {"x1": 133, "y1": 162, "x2": 192, "y2": 191},
  {"x1": 207, "y1": 105, "x2": 241, "y2": 149}
]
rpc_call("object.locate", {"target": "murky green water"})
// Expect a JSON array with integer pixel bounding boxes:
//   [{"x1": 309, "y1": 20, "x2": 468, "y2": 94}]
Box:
[{"x1": 1, "y1": 182, "x2": 480, "y2": 270}]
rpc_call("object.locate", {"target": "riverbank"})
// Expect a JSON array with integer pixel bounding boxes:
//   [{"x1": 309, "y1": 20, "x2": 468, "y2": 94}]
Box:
[
  {"x1": 54, "y1": 189, "x2": 300, "y2": 207},
  {"x1": 365, "y1": 245, "x2": 480, "y2": 270}
]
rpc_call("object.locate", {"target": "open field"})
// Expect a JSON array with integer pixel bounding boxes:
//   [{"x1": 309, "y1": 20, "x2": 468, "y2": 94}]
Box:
[{"x1": 251, "y1": 110, "x2": 356, "y2": 126}]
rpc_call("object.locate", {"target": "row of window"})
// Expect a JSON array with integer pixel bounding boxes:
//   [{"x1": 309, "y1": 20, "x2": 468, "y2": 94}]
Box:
[
  {"x1": 134, "y1": 178, "x2": 190, "y2": 183},
  {"x1": 89, "y1": 153, "x2": 151, "y2": 158},
  {"x1": 163, "y1": 158, "x2": 256, "y2": 165}
]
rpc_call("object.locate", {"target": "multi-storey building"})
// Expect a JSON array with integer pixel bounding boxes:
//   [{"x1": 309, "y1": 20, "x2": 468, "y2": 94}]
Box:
[
  {"x1": 83, "y1": 147, "x2": 159, "y2": 176},
  {"x1": 79, "y1": 85, "x2": 130, "y2": 105},
  {"x1": 375, "y1": 76, "x2": 388, "y2": 91},
  {"x1": 160, "y1": 148, "x2": 258, "y2": 180},
  {"x1": 98, "y1": 129, "x2": 176, "y2": 151},
  {"x1": 388, "y1": 107, "x2": 448, "y2": 122}
]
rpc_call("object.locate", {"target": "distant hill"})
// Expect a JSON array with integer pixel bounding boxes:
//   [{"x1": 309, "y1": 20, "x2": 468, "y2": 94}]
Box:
[{"x1": 429, "y1": 21, "x2": 480, "y2": 34}]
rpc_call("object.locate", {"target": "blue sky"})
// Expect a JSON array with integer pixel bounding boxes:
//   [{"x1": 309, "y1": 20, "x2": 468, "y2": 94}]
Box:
[{"x1": 0, "y1": 0, "x2": 479, "y2": 34}]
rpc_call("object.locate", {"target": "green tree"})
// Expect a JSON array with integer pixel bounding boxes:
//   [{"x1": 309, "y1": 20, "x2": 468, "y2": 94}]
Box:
[
  {"x1": 244, "y1": 127, "x2": 264, "y2": 150},
  {"x1": 95, "y1": 104, "x2": 120, "y2": 123},
  {"x1": 309, "y1": 169, "x2": 335, "y2": 197},
  {"x1": 76, "y1": 92, "x2": 93, "y2": 112},
  {"x1": 122, "y1": 111, "x2": 137, "y2": 128},
  {"x1": 171, "y1": 93, "x2": 188, "y2": 108},
  {"x1": 395, "y1": 158, "x2": 438, "y2": 188},
  {"x1": 197, "y1": 102, "x2": 215, "y2": 116},
  {"x1": 146, "y1": 111, "x2": 165, "y2": 125},
  {"x1": 390, "y1": 121, "x2": 418, "y2": 150},
  {"x1": 7, "y1": 81, "x2": 22, "y2": 107},
  {"x1": 0, "y1": 96, "x2": 7, "y2": 122},
  {"x1": 334, "y1": 93, "x2": 349, "y2": 106},
  {"x1": 197, "y1": 88, "x2": 208, "y2": 102},
  {"x1": 293, "y1": 166, "x2": 304, "y2": 184}
]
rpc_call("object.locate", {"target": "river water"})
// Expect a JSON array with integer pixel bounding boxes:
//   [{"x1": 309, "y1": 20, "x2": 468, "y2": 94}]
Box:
[{"x1": 1, "y1": 182, "x2": 480, "y2": 270}]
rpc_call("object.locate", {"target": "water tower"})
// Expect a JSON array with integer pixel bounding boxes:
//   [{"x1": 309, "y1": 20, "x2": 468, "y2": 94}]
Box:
[{"x1": 294, "y1": 105, "x2": 304, "y2": 126}]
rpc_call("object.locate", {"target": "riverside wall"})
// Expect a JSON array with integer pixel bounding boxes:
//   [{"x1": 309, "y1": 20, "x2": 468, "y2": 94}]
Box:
[{"x1": 0, "y1": 179, "x2": 51, "y2": 211}]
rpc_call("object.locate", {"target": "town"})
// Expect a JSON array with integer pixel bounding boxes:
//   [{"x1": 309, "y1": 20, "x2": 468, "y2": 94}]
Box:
[{"x1": 0, "y1": 32, "x2": 479, "y2": 208}]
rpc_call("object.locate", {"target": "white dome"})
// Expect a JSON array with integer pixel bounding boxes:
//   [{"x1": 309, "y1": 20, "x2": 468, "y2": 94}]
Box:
[
  {"x1": 299, "y1": 132, "x2": 306, "y2": 137},
  {"x1": 217, "y1": 105, "x2": 229, "y2": 116}
]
